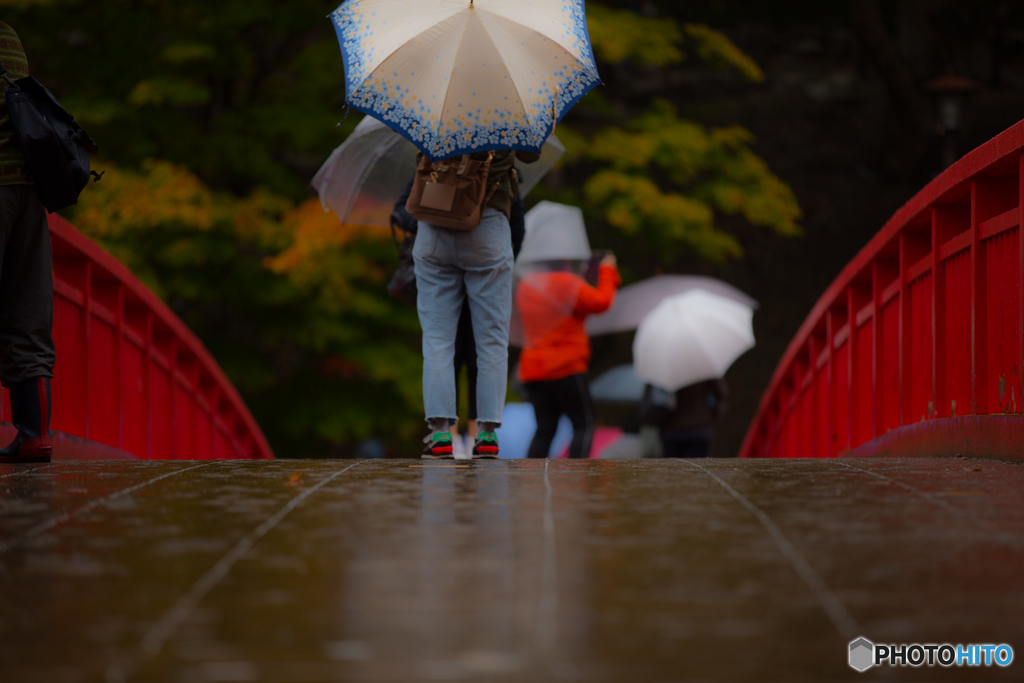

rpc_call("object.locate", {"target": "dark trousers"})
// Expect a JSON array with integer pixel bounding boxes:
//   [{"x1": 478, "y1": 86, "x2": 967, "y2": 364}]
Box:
[
  {"x1": 661, "y1": 427, "x2": 715, "y2": 458},
  {"x1": 453, "y1": 299, "x2": 477, "y2": 421},
  {"x1": 0, "y1": 185, "x2": 54, "y2": 387},
  {"x1": 526, "y1": 373, "x2": 594, "y2": 459}
]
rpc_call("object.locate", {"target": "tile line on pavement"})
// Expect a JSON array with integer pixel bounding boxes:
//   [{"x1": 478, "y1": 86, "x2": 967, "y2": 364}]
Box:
[
  {"x1": 678, "y1": 460, "x2": 858, "y2": 640},
  {"x1": 0, "y1": 462, "x2": 216, "y2": 556},
  {"x1": 537, "y1": 459, "x2": 579, "y2": 680},
  {"x1": 833, "y1": 459, "x2": 1020, "y2": 543},
  {"x1": 833, "y1": 460, "x2": 963, "y2": 514},
  {"x1": 105, "y1": 461, "x2": 365, "y2": 683},
  {"x1": 537, "y1": 458, "x2": 559, "y2": 648},
  {"x1": 0, "y1": 463, "x2": 55, "y2": 480}
]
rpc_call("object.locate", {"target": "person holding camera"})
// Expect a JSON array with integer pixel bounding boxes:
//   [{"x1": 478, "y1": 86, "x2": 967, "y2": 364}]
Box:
[{"x1": 0, "y1": 22, "x2": 55, "y2": 464}]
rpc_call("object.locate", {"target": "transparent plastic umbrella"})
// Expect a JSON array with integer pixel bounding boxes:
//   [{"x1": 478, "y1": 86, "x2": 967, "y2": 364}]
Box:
[
  {"x1": 312, "y1": 116, "x2": 566, "y2": 227},
  {"x1": 589, "y1": 364, "x2": 646, "y2": 403},
  {"x1": 633, "y1": 289, "x2": 755, "y2": 392},
  {"x1": 516, "y1": 200, "x2": 591, "y2": 266},
  {"x1": 509, "y1": 201, "x2": 593, "y2": 347},
  {"x1": 587, "y1": 275, "x2": 758, "y2": 336},
  {"x1": 509, "y1": 261, "x2": 590, "y2": 349}
]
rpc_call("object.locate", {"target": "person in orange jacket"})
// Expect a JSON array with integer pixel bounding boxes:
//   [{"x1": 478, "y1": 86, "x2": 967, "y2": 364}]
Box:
[{"x1": 517, "y1": 253, "x2": 620, "y2": 459}]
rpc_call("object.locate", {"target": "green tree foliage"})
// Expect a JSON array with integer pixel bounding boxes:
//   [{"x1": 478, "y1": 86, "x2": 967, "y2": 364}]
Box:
[
  {"x1": 586, "y1": 5, "x2": 684, "y2": 66},
  {"x1": 4, "y1": 1, "x2": 423, "y2": 456},
  {"x1": 587, "y1": 7, "x2": 764, "y2": 80},
  {"x1": 584, "y1": 100, "x2": 800, "y2": 261},
  {"x1": 10, "y1": 0, "x2": 347, "y2": 201},
  {"x1": 71, "y1": 159, "x2": 423, "y2": 454},
  {"x1": 567, "y1": 7, "x2": 798, "y2": 262},
  {"x1": 1, "y1": 1, "x2": 799, "y2": 456}
]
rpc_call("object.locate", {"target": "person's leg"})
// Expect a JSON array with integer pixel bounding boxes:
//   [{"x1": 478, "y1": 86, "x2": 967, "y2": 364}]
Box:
[
  {"x1": 452, "y1": 299, "x2": 476, "y2": 457},
  {"x1": 0, "y1": 186, "x2": 54, "y2": 388},
  {"x1": 556, "y1": 374, "x2": 595, "y2": 459},
  {"x1": 0, "y1": 376, "x2": 51, "y2": 462},
  {"x1": 660, "y1": 429, "x2": 713, "y2": 458},
  {"x1": 465, "y1": 340, "x2": 478, "y2": 446},
  {"x1": 659, "y1": 431, "x2": 685, "y2": 458},
  {"x1": 0, "y1": 187, "x2": 55, "y2": 463},
  {"x1": 413, "y1": 221, "x2": 463, "y2": 455},
  {"x1": 449, "y1": 420, "x2": 466, "y2": 458},
  {"x1": 684, "y1": 428, "x2": 715, "y2": 458},
  {"x1": 526, "y1": 380, "x2": 560, "y2": 459},
  {"x1": 639, "y1": 425, "x2": 664, "y2": 458},
  {"x1": 450, "y1": 312, "x2": 466, "y2": 457},
  {"x1": 452, "y1": 298, "x2": 470, "y2": 417},
  {"x1": 460, "y1": 209, "x2": 513, "y2": 447},
  {"x1": 464, "y1": 301, "x2": 478, "y2": 427},
  {"x1": 422, "y1": 417, "x2": 455, "y2": 458}
]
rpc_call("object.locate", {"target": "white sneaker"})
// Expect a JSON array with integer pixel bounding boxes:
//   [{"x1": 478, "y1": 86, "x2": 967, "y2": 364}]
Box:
[{"x1": 452, "y1": 434, "x2": 471, "y2": 460}]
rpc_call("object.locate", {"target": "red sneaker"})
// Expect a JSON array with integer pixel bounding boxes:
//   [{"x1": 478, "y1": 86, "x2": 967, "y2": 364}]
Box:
[
  {"x1": 472, "y1": 431, "x2": 499, "y2": 459},
  {"x1": 422, "y1": 431, "x2": 454, "y2": 459}
]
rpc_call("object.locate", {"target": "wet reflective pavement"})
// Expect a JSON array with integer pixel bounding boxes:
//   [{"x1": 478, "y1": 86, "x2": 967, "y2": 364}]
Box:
[{"x1": 1, "y1": 458, "x2": 1022, "y2": 683}]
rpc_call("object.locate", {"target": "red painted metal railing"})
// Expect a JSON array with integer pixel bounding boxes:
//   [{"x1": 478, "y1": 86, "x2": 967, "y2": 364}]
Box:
[
  {"x1": 741, "y1": 120, "x2": 1024, "y2": 459},
  {"x1": 0, "y1": 215, "x2": 274, "y2": 460}
]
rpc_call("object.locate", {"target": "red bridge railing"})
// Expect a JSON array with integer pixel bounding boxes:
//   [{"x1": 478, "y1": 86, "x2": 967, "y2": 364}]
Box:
[
  {"x1": 740, "y1": 120, "x2": 1024, "y2": 459},
  {"x1": 0, "y1": 215, "x2": 274, "y2": 460}
]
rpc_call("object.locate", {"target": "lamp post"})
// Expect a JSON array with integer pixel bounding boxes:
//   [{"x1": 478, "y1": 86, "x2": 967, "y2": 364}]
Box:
[{"x1": 925, "y1": 74, "x2": 982, "y2": 170}]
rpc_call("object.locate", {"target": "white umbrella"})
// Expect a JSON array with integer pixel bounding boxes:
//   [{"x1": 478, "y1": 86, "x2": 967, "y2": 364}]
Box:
[
  {"x1": 516, "y1": 200, "x2": 591, "y2": 266},
  {"x1": 312, "y1": 116, "x2": 565, "y2": 228},
  {"x1": 330, "y1": 0, "x2": 601, "y2": 160},
  {"x1": 633, "y1": 289, "x2": 755, "y2": 392},
  {"x1": 587, "y1": 275, "x2": 758, "y2": 336}
]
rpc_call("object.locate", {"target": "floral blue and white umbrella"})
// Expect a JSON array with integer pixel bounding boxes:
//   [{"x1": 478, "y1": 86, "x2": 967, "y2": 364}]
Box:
[{"x1": 330, "y1": 0, "x2": 600, "y2": 160}]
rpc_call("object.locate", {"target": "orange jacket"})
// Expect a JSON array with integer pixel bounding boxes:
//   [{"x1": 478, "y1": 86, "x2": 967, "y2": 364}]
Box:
[{"x1": 517, "y1": 264, "x2": 621, "y2": 382}]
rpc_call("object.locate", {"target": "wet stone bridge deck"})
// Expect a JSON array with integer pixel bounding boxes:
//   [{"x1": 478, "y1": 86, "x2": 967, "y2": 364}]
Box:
[{"x1": 0, "y1": 458, "x2": 1022, "y2": 683}]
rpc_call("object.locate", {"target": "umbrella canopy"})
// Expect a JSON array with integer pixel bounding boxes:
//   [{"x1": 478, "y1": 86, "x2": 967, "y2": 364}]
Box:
[
  {"x1": 517, "y1": 200, "x2": 591, "y2": 266},
  {"x1": 312, "y1": 116, "x2": 415, "y2": 227},
  {"x1": 589, "y1": 364, "x2": 646, "y2": 403},
  {"x1": 312, "y1": 116, "x2": 565, "y2": 228},
  {"x1": 330, "y1": 0, "x2": 601, "y2": 160},
  {"x1": 509, "y1": 200, "x2": 593, "y2": 348},
  {"x1": 513, "y1": 133, "x2": 566, "y2": 199},
  {"x1": 633, "y1": 289, "x2": 755, "y2": 392},
  {"x1": 587, "y1": 275, "x2": 758, "y2": 336}
]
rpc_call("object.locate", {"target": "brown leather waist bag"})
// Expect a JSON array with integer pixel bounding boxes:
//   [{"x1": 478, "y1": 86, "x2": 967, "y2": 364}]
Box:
[{"x1": 405, "y1": 151, "x2": 498, "y2": 231}]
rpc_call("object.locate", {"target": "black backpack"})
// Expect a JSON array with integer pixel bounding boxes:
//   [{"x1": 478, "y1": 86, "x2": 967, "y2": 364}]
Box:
[
  {"x1": 1, "y1": 63, "x2": 101, "y2": 212},
  {"x1": 386, "y1": 180, "x2": 419, "y2": 308},
  {"x1": 386, "y1": 220, "x2": 418, "y2": 308}
]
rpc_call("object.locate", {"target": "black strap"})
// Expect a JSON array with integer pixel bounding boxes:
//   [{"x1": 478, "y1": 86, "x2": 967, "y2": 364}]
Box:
[
  {"x1": 335, "y1": 103, "x2": 349, "y2": 128},
  {"x1": 0, "y1": 61, "x2": 14, "y2": 88}
]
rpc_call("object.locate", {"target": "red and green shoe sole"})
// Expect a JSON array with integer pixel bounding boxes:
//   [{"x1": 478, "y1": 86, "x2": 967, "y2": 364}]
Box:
[{"x1": 472, "y1": 438, "x2": 499, "y2": 457}]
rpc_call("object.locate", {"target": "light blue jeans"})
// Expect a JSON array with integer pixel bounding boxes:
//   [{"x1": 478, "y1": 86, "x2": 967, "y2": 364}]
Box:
[{"x1": 413, "y1": 209, "x2": 513, "y2": 426}]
